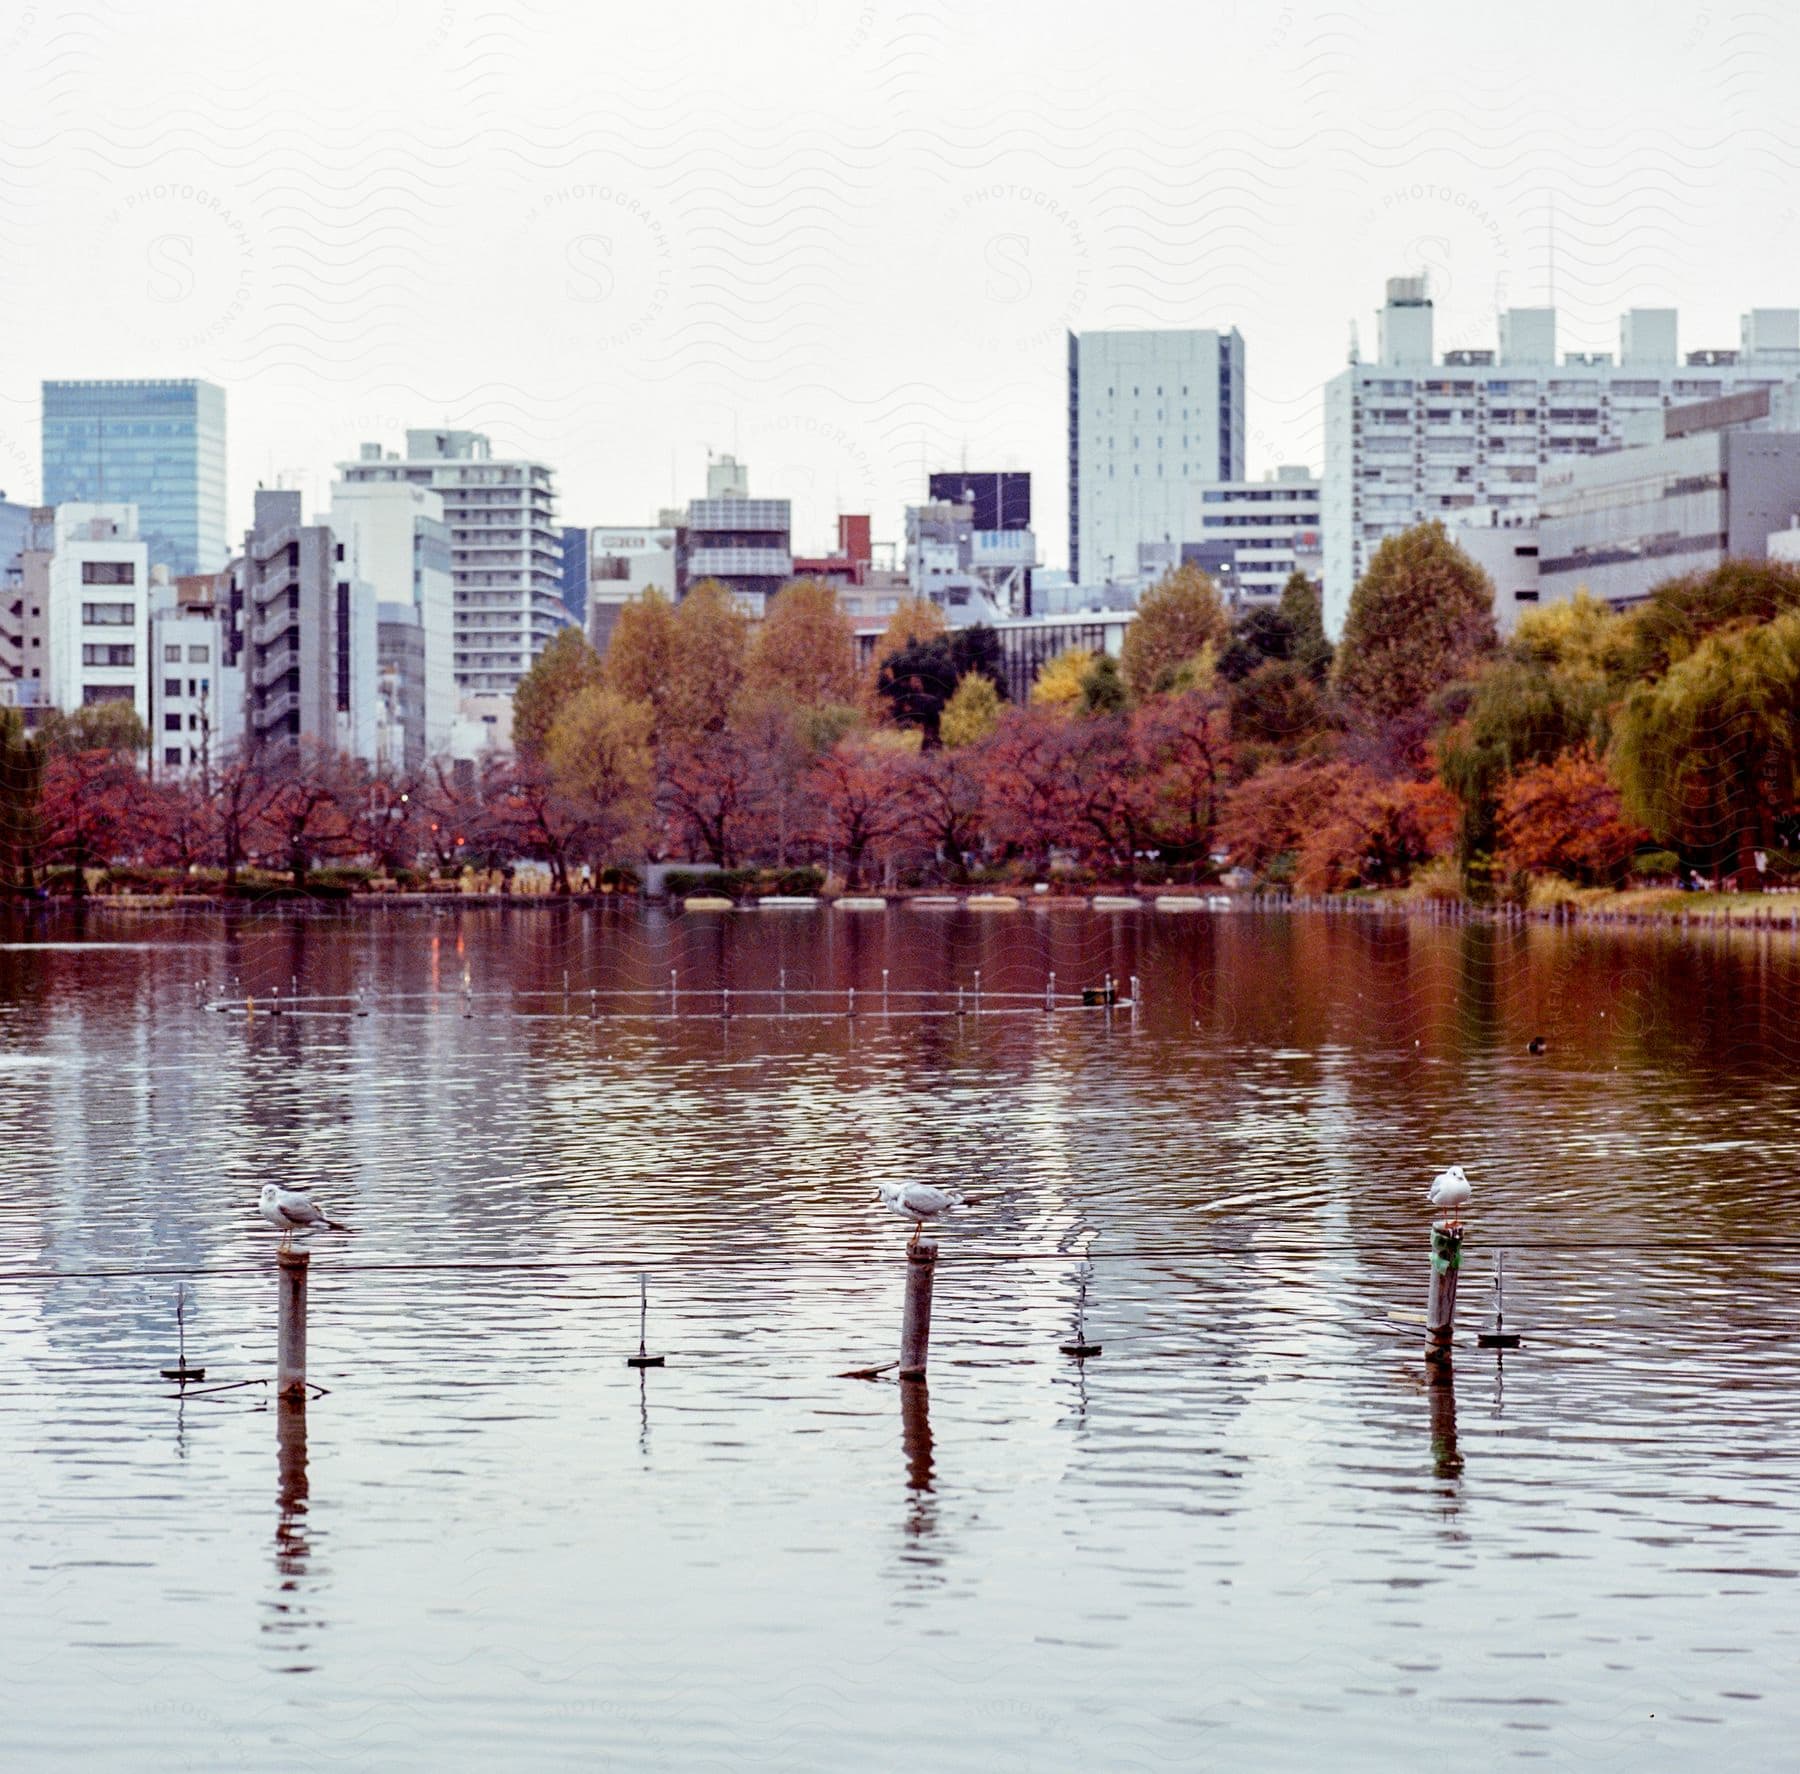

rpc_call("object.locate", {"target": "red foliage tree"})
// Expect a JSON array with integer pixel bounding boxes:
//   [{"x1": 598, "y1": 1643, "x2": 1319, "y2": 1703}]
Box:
[
  {"x1": 38, "y1": 747, "x2": 141, "y2": 894},
  {"x1": 805, "y1": 740, "x2": 915, "y2": 887},
  {"x1": 661, "y1": 728, "x2": 765, "y2": 867},
  {"x1": 1133, "y1": 689, "x2": 1232, "y2": 867},
  {"x1": 908, "y1": 747, "x2": 985, "y2": 882},
  {"x1": 978, "y1": 708, "x2": 1077, "y2": 873},
  {"x1": 1497, "y1": 746, "x2": 1646, "y2": 885}
]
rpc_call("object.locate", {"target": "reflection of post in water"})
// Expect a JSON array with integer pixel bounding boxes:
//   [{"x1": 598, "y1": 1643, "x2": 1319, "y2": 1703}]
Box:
[
  {"x1": 266, "y1": 1395, "x2": 318, "y2": 1665},
  {"x1": 900, "y1": 1377, "x2": 938, "y2": 1547},
  {"x1": 1428, "y1": 1362, "x2": 1463, "y2": 1481}
]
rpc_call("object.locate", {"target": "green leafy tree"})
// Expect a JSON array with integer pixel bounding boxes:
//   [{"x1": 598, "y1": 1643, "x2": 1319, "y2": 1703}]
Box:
[
  {"x1": 1625, "y1": 558, "x2": 1800, "y2": 681},
  {"x1": 513, "y1": 628, "x2": 603, "y2": 762},
  {"x1": 1120, "y1": 563, "x2": 1230, "y2": 701},
  {"x1": 1217, "y1": 605, "x2": 1295, "y2": 684},
  {"x1": 1077, "y1": 654, "x2": 1129, "y2": 716},
  {"x1": 876, "y1": 627, "x2": 1006, "y2": 746},
  {"x1": 1277, "y1": 571, "x2": 1333, "y2": 679},
  {"x1": 1334, "y1": 521, "x2": 1496, "y2": 732},
  {"x1": 1612, "y1": 608, "x2": 1800, "y2": 885}
]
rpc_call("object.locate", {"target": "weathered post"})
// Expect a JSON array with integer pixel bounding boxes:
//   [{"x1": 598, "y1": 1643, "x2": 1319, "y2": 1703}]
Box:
[
  {"x1": 1045, "y1": 970, "x2": 1055, "y2": 1012},
  {"x1": 899, "y1": 1241, "x2": 937, "y2": 1379},
  {"x1": 277, "y1": 1248, "x2": 309, "y2": 1399},
  {"x1": 973, "y1": 968, "x2": 982, "y2": 1016},
  {"x1": 882, "y1": 967, "x2": 890, "y2": 1014},
  {"x1": 669, "y1": 968, "x2": 677, "y2": 1016},
  {"x1": 1426, "y1": 1223, "x2": 1462, "y2": 1361}
]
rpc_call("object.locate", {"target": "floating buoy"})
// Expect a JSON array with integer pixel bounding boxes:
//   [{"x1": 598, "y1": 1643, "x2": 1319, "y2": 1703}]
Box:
[
  {"x1": 1527, "y1": 1036, "x2": 1547, "y2": 1055},
  {"x1": 626, "y1": 1272, "x2": 665, "y2": 1368}
]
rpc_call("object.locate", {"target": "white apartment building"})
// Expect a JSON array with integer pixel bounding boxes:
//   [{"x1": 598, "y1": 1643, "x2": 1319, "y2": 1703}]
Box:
[
  {"x1": 337, "y1": 431, "x2": 566, "y2": 698},
  {"x1": 1322, "y1": 275, "x2": 1800, "y2": 633},
  {"x1": 1067, "y1": 327, "x2": 1246, "y2": 588},
  {"x1": 585, "y1": 525, "x2": 676, "y2": 653},
  {"x1": 1188, "y1": 468, "x2": 1321, "y2": 604},
  {"x1": 329, "y1": 470, "x2": 455, "y2": 757},
  {"x1": 46, "y1": 503, "x2": 150, "y2": 724},
  {"x1": 149, "y1": 573, "x2": 241, "y2": 777}
]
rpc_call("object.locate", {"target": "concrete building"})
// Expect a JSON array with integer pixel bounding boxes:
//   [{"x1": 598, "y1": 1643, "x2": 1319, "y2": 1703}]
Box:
[
  {"x1": 1067, "y1": 327, "x2": 1245, "y2": 587},
  {"x1": 1537, "y1": 386, "x2": 1800, "y2": 612},
  {"x1": 674, "y1": 455, "x2": 792, "y2": 616},
  {"x1": 376, "y1": 605, "x2": 428, "y2": 771},
  {"x1": 149, "y1": 570, "x2": 241, "y2": 777},
  {"x1": 850, "y1": 607, "x2": 1137, "y2": 703},
  {"x1": 1, "y1": 494, "x2": 32, "y2": 692},
  {"x1": 1182, "y1": 468, "x2": 1321, "y2": 606},
  {"x1": 904, "y1": 499, "x2": 1037, "y2": 622},
  {"x1": 559, "y1": 525, "x2": 589, "y2": 628},
  {"x1": 45, "y1": 504, "x2": 150, "y2": 723},
  {"x1": 585, "y1": 524, "x2": 677, "y2": 654},
  {"x1": 337, "y1": 431, "x2": 566, "y2": 698},
  {"x1": 1322, "y1": 274, "x2": 1800, "y2": 632},
  {"x1": 240, "y1": 489, "x2": 375, "y2": 760},
  {"x1": 41, "y1": 379, "x2": 227, "y2": 576},
  {"x1": 329, "y1": 468, "x2": 455, "y2": 758},
  {"x1": 1454, "y1": 511, "x2": 1542, "y2": 637},
  {"x1": 2, "y1": 509, "x2": 57, "y2": 724}
]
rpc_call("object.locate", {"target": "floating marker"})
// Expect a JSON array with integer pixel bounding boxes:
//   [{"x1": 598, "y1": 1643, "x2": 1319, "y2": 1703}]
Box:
[
  {"x1": 626, "y1": 1272, "x2": 665, "y2": 1368},
  {"x1": 160, "y1": 1283, "x2": 206, "y2": 1384}
]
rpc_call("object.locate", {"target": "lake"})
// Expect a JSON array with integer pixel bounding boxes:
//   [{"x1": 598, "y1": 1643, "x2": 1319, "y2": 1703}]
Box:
[{"x1": 2, "y1": 900, "x2": 1798, "y2": 1769}]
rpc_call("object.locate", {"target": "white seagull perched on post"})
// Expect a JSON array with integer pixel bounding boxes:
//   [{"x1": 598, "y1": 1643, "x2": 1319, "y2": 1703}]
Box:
[
  {"x1": 1426, "y1": 1164, "x2": 1472, "y2": 1230},
  {"x1": 876, "y1": 1182, "x2": 964, "y2": 1249},
  {"x1": 260, "y1": 1184, "x2": 349, "y2": 1250}
]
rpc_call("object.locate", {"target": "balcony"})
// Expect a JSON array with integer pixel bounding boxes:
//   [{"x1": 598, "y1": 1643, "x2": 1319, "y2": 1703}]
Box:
[
  {"x1": 254, "y1": 688, "x2": 300, "y2": 731},
  {"x1": 252, "y1": 647, "x2": 299, "y2": 691}
]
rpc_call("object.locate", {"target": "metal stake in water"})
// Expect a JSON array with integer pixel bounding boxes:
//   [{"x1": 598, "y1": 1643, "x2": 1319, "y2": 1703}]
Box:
[{"x1": 626, "y1": 1272, "x2": 665, "y2": 1368}]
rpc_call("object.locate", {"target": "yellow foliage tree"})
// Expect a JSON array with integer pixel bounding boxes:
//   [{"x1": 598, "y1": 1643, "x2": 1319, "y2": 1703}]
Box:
[
  {"x1": 543, "y1": 686, "x2": 657, "y2": 860},
  {"x1": 1030, "y1": 646, "x2": 1096, "y2": 712},
  {"x1": 940, "y1": 672, "x2": 1003, "y2": 748},
  {"x1": 1120, "y1": 564, "x2": 1230, "y2": 702},
  {"x1": 746, "y1": 578, "x2": 860, "y2": 708}
]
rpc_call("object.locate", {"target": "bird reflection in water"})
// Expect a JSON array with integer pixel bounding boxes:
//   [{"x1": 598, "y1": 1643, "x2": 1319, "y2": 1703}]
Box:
[
  {"x1": 265, "y1": 1396, "x2": 321, "y2": 1670},
  {"x1": 899, "y1": 1377, "x2": 939, "y2": 1554}
]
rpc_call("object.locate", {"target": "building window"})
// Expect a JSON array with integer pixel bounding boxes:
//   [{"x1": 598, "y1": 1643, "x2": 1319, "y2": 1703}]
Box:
[
  {"x1": 165, "y1": 677, "x2": 181, "y2": 696},
  {"x1": 165, "y1": 747, "x2": 182, "y2": 767},
  {"x1": 82, "y1": 685, "x2": 134, "y2": 706},
  {"x1": 82, "y1": 602, "x2": 135, "y2": 625},
  {"x1": 165, "y1": 714, "x2": 181, "y2": 731},
  {"x1": 81, "y1": 560, "x2": 136, "y2": 585},
  {"x1": 82, "y1": 643, "x2": 136, "y2": 666},
  {"x1": 188, "y1": 644, "x2": 209, "y2": 663},
  {"x1": 165, "y1": 644, "x2": 182, "y2": 662}
]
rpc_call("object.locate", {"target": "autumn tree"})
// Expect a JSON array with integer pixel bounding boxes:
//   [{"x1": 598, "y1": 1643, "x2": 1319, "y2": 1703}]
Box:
[
  {"x1": 869, "y1": 596, "x2": 947, "y2": 670},
  {"x1": 876, "y1": 627, "x2": 1005, "y2": 746},
  {"x1": 661, "y1": 726, "x2": 765, "y2": 866},
  {"x1": 1279, "y1": 571, "x2": 1333, "y2": 679},
  {"x1": 36, "y1": 704, "x2": 148, "y2": 896},
  {"x1": 603, "y1": 580, "x2": 749, "y2": 744},
  {"x1": 746, "y1": 578, "x2": 860, "y2": 709},
  {"x1": 1078, "y1": 654, "x2": 1129, "y2": 716},
  {"x1": 1030, "y1": 646, "x2": 1095, "y2": 712},
  {"x1": 1134, "y1": 688, "x2": 1231, "y2": 867},
  {"x1": 544, "y1": 687, "x2": 656, "y2": 864},
  {"x1": 603, "y1": 588, "x2": 679, "y2": 730},
  {"x1": 979, "y1": 708, "x2": 1075, "y2": 873},
  {"x1": 909, "y1": 746, "x2": 985, "y2": 882},
  {"x1": 1497, "y1": 747, "x2": 1645, "y2": 885},
  {"x1": 1625, "y1": 557, "x2": 1800, "y2": 681},
  {"x1": 940, "y1": 672, "x2": 1002, "y2": 748},
  {"x1": 257, "y1": 746, "x2": 357, "y2": 890},
  {"x1": 512, "y1": 627, "x2": 604, "y2": 762},
  {"x1": 1119, "y1": 564, "x2": 1230, "y2": 701},
  {"x1": 806, "y1": 737, "x2": 916, "y2": 887},
  {"x1": 1333, "y1": 521, "x2": 1495, "y2": 735}
]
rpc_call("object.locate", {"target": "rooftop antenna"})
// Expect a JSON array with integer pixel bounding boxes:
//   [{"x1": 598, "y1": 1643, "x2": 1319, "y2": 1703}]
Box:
[{"x1": 1347, "y1": 320, "x2": 1361, "y2": 365}]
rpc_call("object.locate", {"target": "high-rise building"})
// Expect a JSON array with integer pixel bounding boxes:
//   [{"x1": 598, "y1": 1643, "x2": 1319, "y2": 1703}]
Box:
[
  {"x1": 927, "y1": 471, "x2": 1031, "y2": 535},
  {"x1": 41, "y1": 380, "x2": 227, "y2": 576},
  {"x1": 1321, "y1": 274, "x2": 1800, "y2": 632},
  {"x1": 329, "y1": 465, "x2": 455, "y2": 760},
  {"x1": 1067, "y1": 328, "x2": 1245, "y2": 588},
  {"x1": 559, "y1": 525, "x2": 589, "y2": 628},
  {"x1": 585, "y1": 525, "x2": 676, "y2": 654},
  {"x1": 149, "y1": 571, "x2": 241, "y2": 778},
  {"x1": 0, "y1": 494, "x2": 32, "y2": 690},
  {"x1": 45, "y1": 504, "x2": 151, "y2": 723},
  {"x1": 337, "y1": 431, "x2": 566, "y2": 698},
  {"x1": 239, "y1": 489, "x2": 375, "y2": 760},
  {"x1": 674, "y1": 454, "x2": 792, "y2": 616}
]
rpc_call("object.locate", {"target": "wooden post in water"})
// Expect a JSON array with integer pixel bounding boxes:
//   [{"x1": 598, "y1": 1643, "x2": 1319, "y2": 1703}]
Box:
[
  {"x1": 1045, "y1": 970, "x2": 1056, "y2": 1012},
  {"x1": 899, "y1": 1241, "x2": 937, "y2": 1379},
  {"x1": 1426, "y1": 1223, "x2": 1462, "y2": 1362},
  {"x1": 277, "y1": 1248, "x2": 309, "y2": 1399}
]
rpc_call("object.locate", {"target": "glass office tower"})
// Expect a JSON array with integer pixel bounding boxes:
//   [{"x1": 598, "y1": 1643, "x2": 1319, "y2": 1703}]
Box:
[{"x1": 41, "y1": 380, "x2": 227, "y2": 575}]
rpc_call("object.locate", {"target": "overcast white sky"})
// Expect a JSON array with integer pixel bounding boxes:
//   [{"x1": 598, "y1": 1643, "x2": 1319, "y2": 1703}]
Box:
[{"x1": 1, "y1": 0, "x2": 1794, "y2": 569}]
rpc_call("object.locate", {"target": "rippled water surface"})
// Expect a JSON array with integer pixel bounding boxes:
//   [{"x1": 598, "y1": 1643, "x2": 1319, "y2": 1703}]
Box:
[{"x1": 3, "y1": 901, "x2": 1799, "y2": 1770}]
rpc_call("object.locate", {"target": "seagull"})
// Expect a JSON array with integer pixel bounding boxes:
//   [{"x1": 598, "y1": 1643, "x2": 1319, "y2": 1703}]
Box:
[
  {"x1": 260, "y1": 1184, "x2": 349, "y2": 1250},
  {"x1": 1426, "y1": 1165, "x2": 1472, "y2": 1230},
  {"x1": 876, "y1": 1182, "x2": 964, "y2": 1249}
]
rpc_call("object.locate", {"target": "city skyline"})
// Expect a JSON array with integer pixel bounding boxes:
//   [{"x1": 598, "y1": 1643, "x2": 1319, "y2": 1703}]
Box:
[{"x1": 0, "y1": 1, "x2": 1795, "y2": 571}]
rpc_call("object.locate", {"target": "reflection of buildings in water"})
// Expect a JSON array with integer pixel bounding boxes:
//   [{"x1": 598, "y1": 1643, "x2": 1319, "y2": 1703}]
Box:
[{"x1": 265, "y1": 1397, "x2": 323, "y2": 1671}]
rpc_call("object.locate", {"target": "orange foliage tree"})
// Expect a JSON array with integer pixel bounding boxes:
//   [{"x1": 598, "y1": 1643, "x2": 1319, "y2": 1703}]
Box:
[{"x1": 1496, "y1": 746, "x2": 1646, "y2": 885}]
